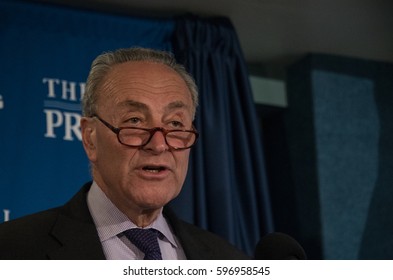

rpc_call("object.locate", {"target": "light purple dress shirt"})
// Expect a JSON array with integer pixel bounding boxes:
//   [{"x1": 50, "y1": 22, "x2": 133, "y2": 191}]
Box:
[{"x1": 87, "y1": 182, "x2": 186, "y2": 260}]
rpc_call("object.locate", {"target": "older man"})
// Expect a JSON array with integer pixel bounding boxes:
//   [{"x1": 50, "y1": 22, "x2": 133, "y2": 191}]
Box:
[{"x1": 0, "y1": 48, "x2": 248, "y2": 260}]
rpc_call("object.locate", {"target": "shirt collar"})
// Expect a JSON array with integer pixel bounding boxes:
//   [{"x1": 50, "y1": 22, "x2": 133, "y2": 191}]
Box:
[{"x1": 87, "y1": 181, "x2": 179, "y2": 248}]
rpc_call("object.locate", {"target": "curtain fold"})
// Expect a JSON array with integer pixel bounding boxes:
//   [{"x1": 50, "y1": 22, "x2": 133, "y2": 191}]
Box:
[{"x1": 171, "y1": 15, "x2": 274, "y2": 255}]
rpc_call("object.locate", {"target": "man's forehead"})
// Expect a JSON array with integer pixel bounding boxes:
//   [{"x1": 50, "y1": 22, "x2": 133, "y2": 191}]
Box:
[
  {"x1": 103, "y1": 61, "x2": 189, "y2": 94},
  {"x1": 99, "y1": 61, "x2": 195, "y2": 116},
  {"x1": 118, "y1": 99, "x2": 190, "y2": 113}
]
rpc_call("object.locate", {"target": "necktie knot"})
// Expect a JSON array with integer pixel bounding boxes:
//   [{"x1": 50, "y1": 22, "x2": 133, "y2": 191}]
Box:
[{"x1": 123, "y1": 228, "x2": 163, "y2": 260}]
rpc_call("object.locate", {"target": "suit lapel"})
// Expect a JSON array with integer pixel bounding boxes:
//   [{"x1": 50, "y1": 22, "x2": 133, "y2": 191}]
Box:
[
  {"x1": 47, "y1": 214, "x2": 105, "y2": 259},
  {"x1": 47, "y1": 183, "x2": 106, "y2": 260},
  {"x1": 163, "y1": 207, "x2": 213, "y2": 259}
]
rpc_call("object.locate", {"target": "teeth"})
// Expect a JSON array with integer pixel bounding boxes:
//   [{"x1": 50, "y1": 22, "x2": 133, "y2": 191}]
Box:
[
  {"x1": 143, "y1": 166, "x2": 165, "y2": 173},
  {"x1": 146, "y1": 169, "x2": 160, "y2": 173}
]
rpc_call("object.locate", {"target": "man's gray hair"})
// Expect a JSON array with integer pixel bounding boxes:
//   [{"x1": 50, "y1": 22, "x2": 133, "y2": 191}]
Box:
[{"x1": 82, "y1": 47, "x2": 198, "y2": 118}]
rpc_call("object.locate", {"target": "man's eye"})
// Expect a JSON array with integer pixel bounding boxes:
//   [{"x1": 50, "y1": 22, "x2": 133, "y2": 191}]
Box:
[
  {"x1": 170, "y1": 121, "x2": 184, "y2": 128},
  {"x1": 127, "y1": 117, "x2": 142, "y2": 125}
]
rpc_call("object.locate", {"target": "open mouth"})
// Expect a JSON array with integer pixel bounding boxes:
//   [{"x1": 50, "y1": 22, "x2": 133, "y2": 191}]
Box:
[{"x1": 142, "y1": 166, "x2": 167, "y2": 173}]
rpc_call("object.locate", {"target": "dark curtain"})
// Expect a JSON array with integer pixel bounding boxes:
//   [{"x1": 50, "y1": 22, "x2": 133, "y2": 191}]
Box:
[{"x1": 170, "y1": 15, "x2": 274, "y2": 255}]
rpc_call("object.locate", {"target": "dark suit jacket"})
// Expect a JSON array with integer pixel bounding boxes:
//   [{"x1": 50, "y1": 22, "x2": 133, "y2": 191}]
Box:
[{"x1": 0, "y1": 183, "x2": 249, "y2": 260}]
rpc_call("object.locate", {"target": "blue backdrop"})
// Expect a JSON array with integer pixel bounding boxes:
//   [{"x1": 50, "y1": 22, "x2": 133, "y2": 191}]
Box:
[{"x1": 0, "y1": 0, "x2": 174, "y2": 219}]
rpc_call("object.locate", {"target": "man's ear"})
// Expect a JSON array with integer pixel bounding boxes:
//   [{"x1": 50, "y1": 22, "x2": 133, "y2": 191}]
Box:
[{"x1": 80, "y1": 117, "x2": 97, "y2": 162}]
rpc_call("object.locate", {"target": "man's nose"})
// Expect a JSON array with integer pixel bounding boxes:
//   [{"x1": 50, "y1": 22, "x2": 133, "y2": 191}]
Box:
[{"x1": 142, "y1": 130, "x2": 169, "y2": 153}]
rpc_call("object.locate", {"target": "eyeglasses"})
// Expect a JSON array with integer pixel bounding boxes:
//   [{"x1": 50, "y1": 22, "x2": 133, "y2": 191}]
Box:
[{"x1": 93, "y1": 115, "x2": 198, "y2": 150}]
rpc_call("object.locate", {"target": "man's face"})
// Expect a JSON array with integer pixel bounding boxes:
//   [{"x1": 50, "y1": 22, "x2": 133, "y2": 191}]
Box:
[{"x1": 81, "y1": 61, "x2": 194, "y2": 217}]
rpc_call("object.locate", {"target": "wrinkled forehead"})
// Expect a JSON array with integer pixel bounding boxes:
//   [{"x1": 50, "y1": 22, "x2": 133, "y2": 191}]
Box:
[{"x1": 96, "y1": 61, "x2": 194, "y2": 116}]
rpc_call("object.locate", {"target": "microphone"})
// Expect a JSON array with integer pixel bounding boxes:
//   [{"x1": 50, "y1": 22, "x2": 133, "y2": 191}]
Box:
[{"x1": 254, "y1": 232, "x2": 306, "y2": 260}]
